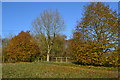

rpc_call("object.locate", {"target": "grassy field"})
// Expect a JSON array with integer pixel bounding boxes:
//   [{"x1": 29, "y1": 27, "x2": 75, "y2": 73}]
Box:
[{"x1": 2, "y1": 62, "x2": 119, "y2": 78}]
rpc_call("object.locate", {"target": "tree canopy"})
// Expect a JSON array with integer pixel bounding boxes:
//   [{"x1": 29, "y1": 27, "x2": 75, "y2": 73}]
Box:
[
  {"x1": 6, "y1": 31, "x2": 40, "y2": 62},
  {"x1": 31, "y1": 9, "x2": 65, "y2": 61},
  {"x1": 70, "y1": 2, "x2": 119, "y2": 67}
]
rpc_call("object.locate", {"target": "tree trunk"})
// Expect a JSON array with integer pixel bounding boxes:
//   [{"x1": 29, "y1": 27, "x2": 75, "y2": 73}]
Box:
[
  {"x1": 47, "y1": 45, "x2": 51, "y2": 61},
  {"x1": 47, "y1": 54, "x2": 49, "y2": 61},
  {"x1": 66, "y1": 57, "x2": 67, "y2": 62}
]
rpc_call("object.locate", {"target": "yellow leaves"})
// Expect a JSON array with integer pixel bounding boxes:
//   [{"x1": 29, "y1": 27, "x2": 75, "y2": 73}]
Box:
[
  {"x1": 71, "y1": 2, "x2": 118, "y2": 67},
  {"x1": 93, "y1": 47, "x2": 98, "y2": 50},
  {"x1": 100, "y1": 46, "x2": 106, "y2": 49}
]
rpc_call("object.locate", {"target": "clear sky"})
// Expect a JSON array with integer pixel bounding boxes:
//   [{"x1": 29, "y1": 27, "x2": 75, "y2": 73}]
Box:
[{"x1": 2, "y1": 2, "x2": 118, "y2": 40}]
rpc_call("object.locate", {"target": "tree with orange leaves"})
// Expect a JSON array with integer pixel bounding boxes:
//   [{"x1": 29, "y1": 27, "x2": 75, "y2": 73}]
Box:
[{"x1": 6, "y1": 31, "x2": 40, "y2": 62}]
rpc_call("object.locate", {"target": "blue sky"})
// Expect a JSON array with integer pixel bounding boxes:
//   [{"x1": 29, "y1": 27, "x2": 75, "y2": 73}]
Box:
[{"x1": 2, "y1": 2, "x2": 118, "y2": 39}]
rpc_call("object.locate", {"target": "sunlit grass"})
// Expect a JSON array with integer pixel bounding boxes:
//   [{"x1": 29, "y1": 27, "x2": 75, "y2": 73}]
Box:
[
  {"x1": 2, "y1": 62, "x2": 118, "y2": 78},
  {"x1": 40, "y1": 61, "x2": 118, "y2": 71}
]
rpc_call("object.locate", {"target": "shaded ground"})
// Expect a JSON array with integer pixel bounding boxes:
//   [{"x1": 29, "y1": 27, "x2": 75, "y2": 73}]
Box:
[
  {"x1": 0, "y1": 64, "x2": 1, "y2": 79},
  {"x1": 2, "y1": 62, "x2": 119, "y2": 78}
]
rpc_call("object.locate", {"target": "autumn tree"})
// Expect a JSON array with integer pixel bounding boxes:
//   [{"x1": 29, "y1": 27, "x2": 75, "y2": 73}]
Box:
[
  {"x1": 2, "y1": 33, "x2": 14, "y2": 62},
  {"x1": 33, "y1": 34, "x2": 47, "y2": 59},
  {"x1": 33, "y1": 33, "x2": 68, "y2": 60},
  {"x1": 2, "y1": 38, "x2": 9, "y2": 62},
  {"x1": 71, "y1": 2, "x2": 118, "y2": 66},
  {"x1": 0, "y1": 35, "x2": 1, "y2": 47},
  {"x1": 0, "y1": 35, "x2": 1, "y2": 63},
  {"x1": 51, "y1": 34, "x2": 66, "y2": 57},
  {"x1": 6, "y1": 31, "x2": 40, "y2": 62},
  {"x1": 31, "y1": 9, "x2": 64, "y2": 61},
  {"x1": 2, "y1": 33, "x2": 14, "y2": 56}
]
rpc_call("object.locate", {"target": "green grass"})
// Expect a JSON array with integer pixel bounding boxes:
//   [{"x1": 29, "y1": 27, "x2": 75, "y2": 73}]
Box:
[
  {"x1": 2, "y1": 62, "x2": 119, "y2": 78},
  {"x1": 40, "y1": 61, "x2": 118, "y2": 71},
  {"x1": 0, "y1": 64, "x2": 1, "y2": 79}
]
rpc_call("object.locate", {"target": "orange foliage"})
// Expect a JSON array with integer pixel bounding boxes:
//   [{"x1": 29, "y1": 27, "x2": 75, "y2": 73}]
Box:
[{"x1": 7, "y1": 31, "x2": 40, "y2": 62}]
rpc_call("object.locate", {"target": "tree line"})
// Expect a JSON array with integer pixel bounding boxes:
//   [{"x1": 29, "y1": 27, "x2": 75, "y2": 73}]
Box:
[{"x1": 2, "y1": 2, "x2": 119, "y2": 67}]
